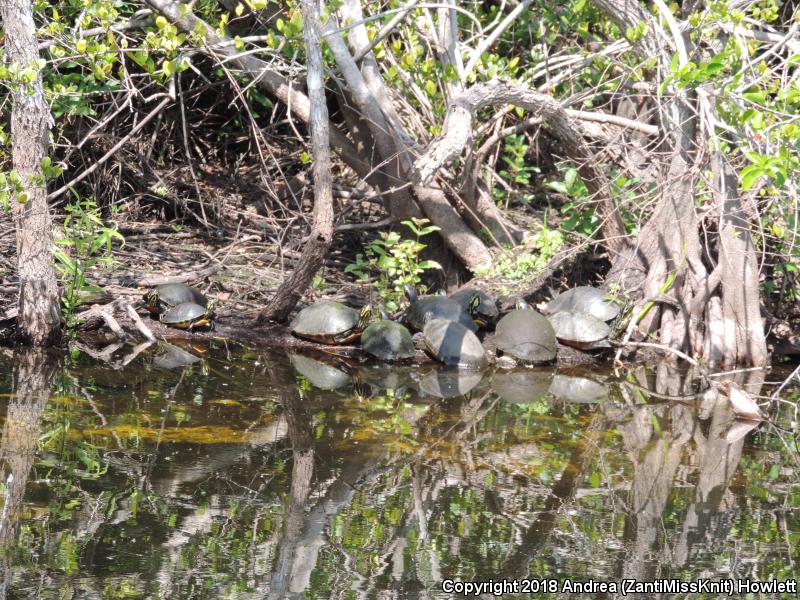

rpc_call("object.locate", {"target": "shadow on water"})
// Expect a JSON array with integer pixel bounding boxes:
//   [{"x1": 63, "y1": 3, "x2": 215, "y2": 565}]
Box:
[{"x1": 0, "y1": 342, "x2": 798, "y2": 598}]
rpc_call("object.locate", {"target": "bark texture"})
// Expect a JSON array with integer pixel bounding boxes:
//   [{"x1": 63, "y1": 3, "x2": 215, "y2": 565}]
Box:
[
  {"x1": 1, "y1": 0, "x2": 62, "y2": 345},
  {"x1": 259, "y1": 0, "x2": 333, "y2": 322}
]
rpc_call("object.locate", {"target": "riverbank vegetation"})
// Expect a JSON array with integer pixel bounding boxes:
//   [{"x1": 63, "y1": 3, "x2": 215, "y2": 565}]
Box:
[{"x1": 0, "y1": 0, "x2": 798, "y2": 367}]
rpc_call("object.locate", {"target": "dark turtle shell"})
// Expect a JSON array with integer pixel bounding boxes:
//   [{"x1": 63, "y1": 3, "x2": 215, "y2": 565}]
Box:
[
  {"x1": 422, "y1": 319, "x2": 488, "y2": 369},
  {"x1": 495, "y1": 308, "x2": 557, "y2": 363},
  {"x1": 145, "y1": 283, "x2": 207, "y2": 315},
  {"x1": 160, "y1": 301, "x2": 214, "y2": 330},
  {"x1": 545, "y1": 286, "x2": 620, "y2": 321},
  {"x1": 403, "y1": 285, "x2": 478, "y2": 332},
  {"x1": 361, "y1": 320, "x2": 415, "y2": 362},
  {"x1": 548, "y1": 311, "x2": 611, "y2": 349},
  {"x1": 451, "y1": 288, "x2": 499, "y2": 328},
  {"x1": 290, "y1": 300, "x2": 372, "y2": 344}
]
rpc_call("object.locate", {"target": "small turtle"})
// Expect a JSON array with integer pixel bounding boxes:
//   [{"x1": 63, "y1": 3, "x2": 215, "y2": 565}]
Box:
[
  {"x1": 160, "y1": 300, "x2": 215, "y2": 331},
  {"x1": 421, "y1": 318, "x2": 488, "y2": 369},
  {"x1": 545, "y1": 286, "x2": 620, "y2": 321},
  {"x1": 361, "y1": 320, "x2": 416, "y2": 362},
  {"x1": 494, "y1": 299, "x2": 557, "y2": 364},
  {"x1": 451, "y1": 288, "x2": 500, "y2": 328},
  {"x1": 290, "y1": 300, "x2": 374, "y2": 345},
  {"x1": 403, "y1": 284, "x2": 479, "y2": 332},
  {"x1": 548, "y1": 311, "x2": 611, "y2": 350},
  {"x1": 144, "y1": 283, "x2": 208, "y2": 315}
]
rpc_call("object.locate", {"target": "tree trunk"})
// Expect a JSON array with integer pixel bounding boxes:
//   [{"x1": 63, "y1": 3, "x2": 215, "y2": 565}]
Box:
[
  {"x1": 259, "y1": 0, "x2": 333, "y2": 322},
  {"x1": 1, "y1": 0, "x2": 62, "y2": 346}
]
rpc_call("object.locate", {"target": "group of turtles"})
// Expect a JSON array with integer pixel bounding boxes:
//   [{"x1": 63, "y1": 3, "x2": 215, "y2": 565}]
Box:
[
  {"x1": 289, "y1": 284, "x2": 623, "y2": 368},
  {"x1": 143, "y1": 283, "x2": 215, "y2": 330},
  {"x1": 140, "y1": 282, "x2": 623, "y2": 368}
]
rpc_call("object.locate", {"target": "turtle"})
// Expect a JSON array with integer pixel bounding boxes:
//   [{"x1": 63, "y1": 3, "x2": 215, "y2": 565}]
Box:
[
  {"x1": 545, "y1": 286, "x2": 621, "y2": 322},
  {"x1": 494, "y1": 299, "x2": 557, "y2": 364},
  {"x1": 420, "y1": 318, "x2": 488, "y2": 369},
  {"x1": 547, "y1": 311, "x2": 612, "y2": 350},
  {"x1": 403, "y1": 284, "x2": 479, "y2": 332},
  {"x1": 451, "y1": 288, "x2": 500, "y2": 328},
  {"x1": 290, "y1": 300, "x2": 374, "y2": 345},
  {"x1": 160, "y1": 300, "x2": 215, "y2": 331},
  {"x1": 361, "y1": 320, "x2": 416, "y2": 362},
  {"x1": 144, "y1": 283, "x2": 208, "y2": 315}
]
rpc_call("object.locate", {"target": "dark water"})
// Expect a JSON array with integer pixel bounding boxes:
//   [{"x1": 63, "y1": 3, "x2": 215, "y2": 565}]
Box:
[{"x1": 0, "y1": 341, "x2": 798, "y2": 598}]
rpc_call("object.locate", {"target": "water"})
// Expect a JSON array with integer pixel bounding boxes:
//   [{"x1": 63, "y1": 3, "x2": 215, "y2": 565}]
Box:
[{"x1": 0, "y1": 341, "x2": 798, "y2": 598}]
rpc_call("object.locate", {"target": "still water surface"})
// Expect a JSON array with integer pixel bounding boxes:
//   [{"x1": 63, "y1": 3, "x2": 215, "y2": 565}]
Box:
[{"x1": 0, "y1": 341, "x2": 798, "y2": 598}]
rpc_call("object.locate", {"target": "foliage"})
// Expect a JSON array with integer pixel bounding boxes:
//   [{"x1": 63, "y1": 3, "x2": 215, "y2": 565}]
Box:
[
  {"x1": 345, "y1": 219, "x2": 441, "y2": 312},
  {"x1": 476, "y1": 222, "x2": 564, "y2": 282},
  {"x1": 53, "y1": 195, "x2": 124, "y2": 332}
]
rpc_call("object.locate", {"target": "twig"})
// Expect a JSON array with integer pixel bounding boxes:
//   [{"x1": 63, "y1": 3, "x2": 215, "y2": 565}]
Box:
[
  {"x1": 47, "y1": 94, "x2": 173, "y2": 201},
  {"x1": 353, "y1": 0, "x2": 420, "y2": 62},
  {"x1": 122, "y1": 298, "x2": 156, "y2": 342},
  {"x1": 621, "y1": 340, "x2": 711, "y2": 385}
]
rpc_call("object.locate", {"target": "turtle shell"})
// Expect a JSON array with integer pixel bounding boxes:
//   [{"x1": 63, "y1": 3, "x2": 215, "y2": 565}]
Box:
[
  {"x1": 361, "y1": 320, "x2": 415, "y2": 362},
  {"x1": 145, "y1": 283, "x2": 207, "y2": 314},
  {"x1": 422, "y1": 319, "x2": 488, "y2": 369},
  {"x1": 405, "y1": 295, "x2": 478, "y2": 332},
  {"x1": 495, "y1": 308, "x2": 557, "y2": 363},
  {"x1": 451, "y1": 288, "x2": 499, "y2": 327},
  {"x1": 160, "y1": 302, "x2": 213, "y2": 330},
  {"x1": 546, "y1": 286, "x2": 620, "y2": 321},
  {"x1": 290, "y1": 300, "x2": 366, "y2": 344},
  {"x1": 548, "y1": 311, "x2": 611, "y2": 349}
]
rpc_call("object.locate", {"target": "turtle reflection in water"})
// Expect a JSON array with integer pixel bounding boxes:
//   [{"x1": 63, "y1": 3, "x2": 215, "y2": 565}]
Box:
[
  {"x1": 289, "y1": 353, "x2": 352, "y2": 390},
  {"x1": 549, "y1": 373, "x2": 607, "y2": 403},
  {"x1": 419, "y1": 367, "x2": 484, "y2": 399},
  {"x1": 491, "y1": 369, "x2": 555, "y2": 404},
  {"x1": 152, "y1": 342, "x2": 203, "y2": 369}
]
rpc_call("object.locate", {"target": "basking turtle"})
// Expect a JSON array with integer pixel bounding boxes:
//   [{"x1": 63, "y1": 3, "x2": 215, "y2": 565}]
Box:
[
  {"x1": 420, "y1": 318, "x2": 488, "y2": 369},
  {"x1": 144, "y1": 283, "x2": 208, "y2": 315},
  {"x1": 451, "y1": 288, "x2": 500, "y2": 328},
  {"x1": 547, "y1": 311, "x2": 611, "y2": 350},
  {"x1": 160, "y1": 300, "x2": 215, "y2": 331},
  {"x1": 361, "y1": 320, "x2": 416, "y2": 362},
  {"x1": 403, "y1": 284, "x2": 479, "y2": 332},
  {"x1": 290, "y1": 300, "x2": 374, "y2": 345},
  {"x1": 494, "y1": 300, "x2": 557, "y2": 364},
  {"x1": 545, "y1": 286, "x2": 621, "y2": 322}
]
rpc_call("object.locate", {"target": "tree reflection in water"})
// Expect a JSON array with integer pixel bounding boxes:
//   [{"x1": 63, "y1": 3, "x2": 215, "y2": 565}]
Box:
[{"x1": 0, "y1": 346, "x2": 797, "y2": 598}]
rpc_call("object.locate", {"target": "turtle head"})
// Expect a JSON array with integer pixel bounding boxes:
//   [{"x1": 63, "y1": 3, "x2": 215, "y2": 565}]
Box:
[
  {"x1": 143, "y1": 289, "x2": 160, "y2": 312},
  {"x1": 378, "y1": 307, "x2": 391, "y2": 321},
  {"x1": 205, "y1": 299, "x2": 217, "y2": 318},
  {"x1": 467, "y1": 293, "x2": 481, "y2": 319},
  {"x1": 515, "y1": 298, "x2": 530, "y2": 311},
  {"x1": 357, "y1": 305, "x2": 376, "y2": 331},
  {"x1": 403, "y1": 284, "x2": 418, "y2": 303}
]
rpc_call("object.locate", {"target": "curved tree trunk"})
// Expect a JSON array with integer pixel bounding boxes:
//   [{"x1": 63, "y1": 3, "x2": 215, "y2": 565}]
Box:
[
  {"x1": 258, "y1": 0, "x2": 333, "y2": 322},
  {"x1": 1, "y1": 0, "x2": 62, "y2": 346}
]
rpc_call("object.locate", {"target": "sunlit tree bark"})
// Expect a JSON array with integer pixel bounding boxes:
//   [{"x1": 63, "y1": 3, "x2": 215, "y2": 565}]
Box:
[{"x1": 1, "y1": 0, "x2": 62, "y2": 345}]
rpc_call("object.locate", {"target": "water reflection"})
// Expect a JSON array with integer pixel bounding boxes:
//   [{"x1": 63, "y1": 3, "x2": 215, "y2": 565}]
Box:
[{"x1": 0, "y1": 344, "x2": 797, "y2": 598}]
